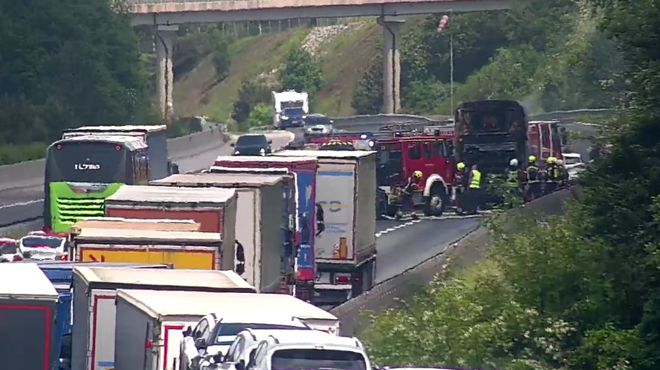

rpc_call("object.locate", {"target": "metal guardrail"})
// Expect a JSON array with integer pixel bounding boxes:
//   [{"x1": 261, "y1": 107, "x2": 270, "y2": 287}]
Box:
[{"x1": 330, "y1": 109, "x2": 616, "y2": 131}]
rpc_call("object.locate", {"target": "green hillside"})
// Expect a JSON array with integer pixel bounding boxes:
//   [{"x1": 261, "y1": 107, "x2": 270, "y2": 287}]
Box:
[{"x1": 173, "y1": 19, "x2": 395, "y2": 120}]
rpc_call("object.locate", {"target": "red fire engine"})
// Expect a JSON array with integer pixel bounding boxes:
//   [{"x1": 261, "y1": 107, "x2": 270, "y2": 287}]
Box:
[
  {"x1": 376, "y1": 127, "x2": 457, "y2": 217},
  {"x1": 528, "y1": 120, "x2": 563, "y2": 162}
]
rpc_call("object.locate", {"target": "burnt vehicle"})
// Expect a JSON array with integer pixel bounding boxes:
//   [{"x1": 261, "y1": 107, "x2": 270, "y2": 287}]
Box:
[{"x1": 454, "y1": 100, "x2": 528, "y2": 174}]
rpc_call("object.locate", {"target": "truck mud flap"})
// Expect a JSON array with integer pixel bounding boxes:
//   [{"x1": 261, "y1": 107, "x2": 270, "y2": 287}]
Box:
[{"x1": 313, "y1": 289, "x2": 350, "y2": 306}]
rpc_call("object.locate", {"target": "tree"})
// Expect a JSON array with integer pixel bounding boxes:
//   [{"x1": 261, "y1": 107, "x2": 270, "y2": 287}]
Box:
[
  {"x1": 248, "y1": 103, "x2": 272, "y2": 127},
  {"x1": 210, "y1": 30, "x2": 231, "y2": 82},
  {"x1": 279, "y1": 45, "x2": 323, "y2": 98},
  {"x1": 0, "y1": 0, "x2": 152, "y2": 157},
  {"x1": 351, "y1": 54, "x2": 383, "y2": 114},
  {"x1": 231, "y1": 78, "x2": 273, "y2": 123}
]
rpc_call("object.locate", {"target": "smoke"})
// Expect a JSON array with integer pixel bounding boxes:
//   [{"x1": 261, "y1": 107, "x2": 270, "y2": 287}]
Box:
[{"x1": 519, "y1": 93, "x2": 543, "y2": 116}]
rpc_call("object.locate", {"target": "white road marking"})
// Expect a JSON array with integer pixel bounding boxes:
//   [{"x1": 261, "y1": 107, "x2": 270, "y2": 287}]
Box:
[
  {"x1": 0, "y1": 199, "x2": 44, "y2": 210},
  {"x1": 376, "y1": 219, "x2": 422, "y2": 238}
]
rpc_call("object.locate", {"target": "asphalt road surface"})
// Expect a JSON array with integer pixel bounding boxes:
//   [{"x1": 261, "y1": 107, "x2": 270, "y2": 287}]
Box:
[
  {"x1": 374, "y1": 217, "x2": 480, "y2": 283},
  {"x1": 0, "y1": 131, "x2": 294, "y2": 228}
]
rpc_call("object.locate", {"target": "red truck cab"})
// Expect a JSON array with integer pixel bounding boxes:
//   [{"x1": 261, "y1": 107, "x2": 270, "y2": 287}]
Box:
[{"x1": 376, "y1": 127, "x2": 456, "y2": 216}]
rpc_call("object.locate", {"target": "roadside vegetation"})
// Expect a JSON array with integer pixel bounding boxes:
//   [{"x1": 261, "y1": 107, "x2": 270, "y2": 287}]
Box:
[
  {"x1": 354, "y1": 0, "x2": 625, "y2": 115},
  {"x1": 359, "y1": 1, "x2": 660, "y2": 369},
  {"x1": 0, "y1": 0, "x2": 159, "y2": 165}
]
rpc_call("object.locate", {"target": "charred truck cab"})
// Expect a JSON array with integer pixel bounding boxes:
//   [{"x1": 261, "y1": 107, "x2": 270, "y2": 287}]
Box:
[
  {"x1": 454, "y1": 100, "x2": 528, "y2": 174},
  {"x1": 376, "y1": 127, "x2": 456, "y2": 218}
]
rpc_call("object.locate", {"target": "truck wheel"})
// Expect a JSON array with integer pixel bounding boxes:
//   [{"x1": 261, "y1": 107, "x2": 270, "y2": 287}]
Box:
[
  {"x1": 425, "y1": 186, "x2": 446, "y2": 216},
  {"x1": 362, "y1": 259, "x2": 376, "y2": 292}
]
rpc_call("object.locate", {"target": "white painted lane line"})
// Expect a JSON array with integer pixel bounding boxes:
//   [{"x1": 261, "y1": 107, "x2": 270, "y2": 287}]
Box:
[
  {"x1": 375, "y1": 219, "x2": 422, "y2": 238},
  {"x1": 0, "y1": 199, "x2": 44, "y2": 210}
]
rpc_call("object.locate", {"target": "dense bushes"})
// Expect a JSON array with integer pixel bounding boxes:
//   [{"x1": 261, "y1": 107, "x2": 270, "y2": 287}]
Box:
[
  {"x1": 0, "y1": 0, "x2": 154, "y2": 165},
  {"x1": 362, "y1": 1, "x2": 660, "y2": 369},
  {"x1": 230, "y1": 44, "x2": 322, "y2": 131},
  {"x1": 353, "y1": 0, "x2": 625, "y2": 115}
]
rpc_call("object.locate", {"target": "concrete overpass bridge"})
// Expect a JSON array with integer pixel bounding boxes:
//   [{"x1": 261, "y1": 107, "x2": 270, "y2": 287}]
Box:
[{"x1": 126, "y1": 0, "x2": 528, "y2": 118}]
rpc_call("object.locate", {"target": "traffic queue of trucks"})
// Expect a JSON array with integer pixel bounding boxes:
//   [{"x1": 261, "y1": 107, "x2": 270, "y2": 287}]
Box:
[{"x1": 3, "y1": 262, "x2": 351, "y2": 370}]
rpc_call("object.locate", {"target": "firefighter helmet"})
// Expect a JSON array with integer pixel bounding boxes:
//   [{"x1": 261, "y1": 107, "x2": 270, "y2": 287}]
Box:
[
  {"x1": 457, "y1": 162, "x2": 465, "y2": 170},
  {"x1": 509, "y1": 158, "x2": 519, "y2": 167},
  {"x1": 528, "y1": 155, "x2": 537, "y2": 163},
  {"x1": 413, "y1": 170, "x2": 423, "y2": 179},
  {"x1": 547, "y1": 156, "x2": 556, "y2": 163}
]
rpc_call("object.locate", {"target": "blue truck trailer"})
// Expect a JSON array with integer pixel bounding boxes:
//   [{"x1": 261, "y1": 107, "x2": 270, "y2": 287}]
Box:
[{"x1": 33, "y1": 261, "x2": 173, "y2": 370}]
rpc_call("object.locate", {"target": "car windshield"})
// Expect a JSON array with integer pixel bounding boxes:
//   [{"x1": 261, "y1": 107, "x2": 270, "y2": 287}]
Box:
[
  {"x1": 305, "y1": 116, "x2": 330, "y2": 125},
  {"x1": 284, "y1": 108, "x2": 305, "y2": 117},
  {"x1": 236, "y1": 135, "x2": 267, "y2": 146},
  {"x1": 0, "y1": 242, "x2": 19, "y2": 254},
  {"x1": 21, "y1": 237, "x2": 63, "y2": 248},
  {"x1": 271, "y1": 349, "x2": 367, "y2": 370},
  {"x1": 213, "y1": 324, "x2": 309, "y2": 345},
  {"x1": 563, "y1": 156, "x2": 581, "y2": 165}
]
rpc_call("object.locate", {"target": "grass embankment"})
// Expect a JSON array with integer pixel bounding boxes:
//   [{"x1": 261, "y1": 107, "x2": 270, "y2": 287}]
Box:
[
  {"x1": 175, "y1": 28, "x2": 312, "y2": 121},
  {"x1": 175, "y1": 19, "x2": 422, "y2": 120}
]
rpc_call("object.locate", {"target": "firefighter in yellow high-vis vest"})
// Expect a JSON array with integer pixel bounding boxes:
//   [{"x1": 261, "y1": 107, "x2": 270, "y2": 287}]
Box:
[{"x1": 466, "y1": 164, "x2": 482, "y2": 214}]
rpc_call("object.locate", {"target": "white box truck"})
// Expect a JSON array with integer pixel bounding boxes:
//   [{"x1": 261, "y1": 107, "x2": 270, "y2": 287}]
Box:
[
  {"x1": 0, "y1": 264, "x2": 60, "y2": 370},
  {"x1": 272, "y1": 90, "x2": 309, "y2": 129},
  {"x1": 71, "y1": 267, "x2": 255, "y2": 370},
  {"x1": 274, "y1": 150, "x2": 377, "y2": 305},
  {"x1": 114, "y1": 290, "x2": 340, "y2": 370},
  {"x1": 150, "y1": 173, "x2": 296, "y2": 293}
]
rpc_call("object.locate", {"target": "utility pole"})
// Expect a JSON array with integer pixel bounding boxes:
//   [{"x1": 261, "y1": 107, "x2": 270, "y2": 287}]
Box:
[
  {"x1": 450, "y1": 10, "x2": 454, "y2": 123},
  {"x1": 437, "y1": 12, "x2": 454, "y2": 122}
]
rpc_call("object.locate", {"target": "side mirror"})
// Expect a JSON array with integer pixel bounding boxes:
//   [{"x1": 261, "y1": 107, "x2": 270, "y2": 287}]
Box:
[
  {"x1": 236, "y1": 359, "x2": 246, "y2": 370},
  {"x1": 230, "y1": 143, "x2": 235, "y2": 147},
  {"x1": 212, "y1": 351, "x2": 224, "y2": 363},
  {"x1": 194, "y1": 338, "x2": 207, "y2": 350},
  {"x1": 268, "y1": 139, "x2": 273, "y2": 144},
  {"x1": 170, "y1": 163, "x2": 180, "y2": 175}
]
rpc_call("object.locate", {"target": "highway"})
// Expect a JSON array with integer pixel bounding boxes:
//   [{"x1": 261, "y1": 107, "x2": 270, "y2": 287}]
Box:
[
  {"x1": 375, "y1": 217, "x2": 480, "y2": 283},
  {"x1": 0, "y1": 130, "x2": 295, "y2": 229}
]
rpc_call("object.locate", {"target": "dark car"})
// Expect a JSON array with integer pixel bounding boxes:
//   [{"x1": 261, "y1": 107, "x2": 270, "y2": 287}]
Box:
[
  {"x1": 231, "y1": 134, "x2": 272, "y2": 156},
  {"x1": 279, "y1": 107, "x2": 306, "y2": 128}
]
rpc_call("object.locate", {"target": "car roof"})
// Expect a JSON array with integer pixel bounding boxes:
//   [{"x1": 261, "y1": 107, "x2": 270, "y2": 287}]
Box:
[
  {"x1": 214, "y1": 313, "x2": 308, "y2": 327},
  {"x1": 238, "y1": 328, "x2": 314, "y2": 343},
  {"x1": 562, "y1": 153, "x2": 582, "y2": 157},
  {"x1": 262, "y1": 332, "x2": 363, "y2": 350},
  {"x1": 20, "y1": 235, "x2": 64, "y2": 241},
  {"x1": 238, "y1": 134, "x2": 267, "y2": 138}
]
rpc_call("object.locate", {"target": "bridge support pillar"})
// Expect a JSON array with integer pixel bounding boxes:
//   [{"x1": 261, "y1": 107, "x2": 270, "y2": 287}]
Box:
[
  {"x1": 154, "y1": 25, "x2": 178, "y2": 122},
  {"x1": 378, "y1": 16, "x2": 405, "y2": 114}
]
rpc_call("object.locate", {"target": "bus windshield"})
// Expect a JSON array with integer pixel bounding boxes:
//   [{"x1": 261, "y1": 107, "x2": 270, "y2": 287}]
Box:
[{"x1": 46, "y1": 142, "x2": 127, "y2": 184}]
